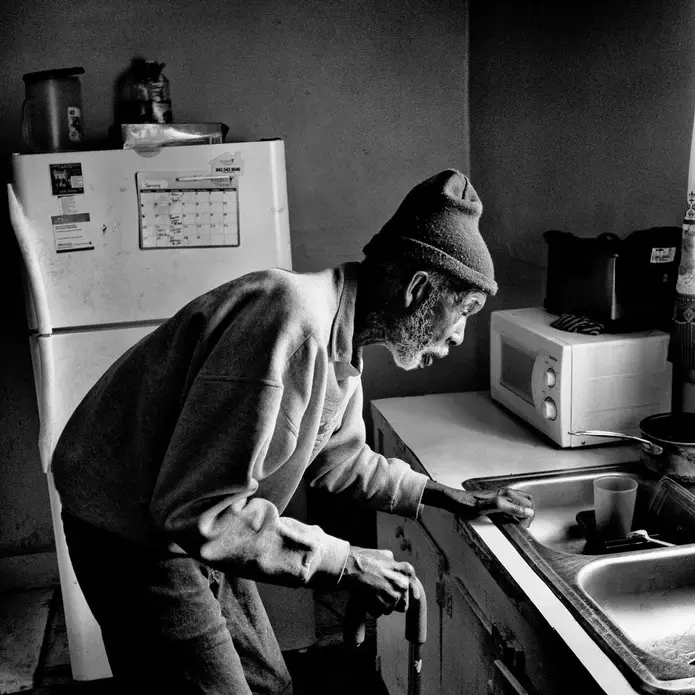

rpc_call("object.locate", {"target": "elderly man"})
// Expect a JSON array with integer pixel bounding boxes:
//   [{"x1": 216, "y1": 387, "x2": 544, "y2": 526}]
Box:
[{"x1": 52, "y1": 169, "x2": 533, "y2": 695}]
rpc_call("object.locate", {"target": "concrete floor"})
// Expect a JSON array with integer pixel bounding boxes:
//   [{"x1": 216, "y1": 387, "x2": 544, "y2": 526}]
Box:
[
  {"x1": 32, "y1": 646, "x2": 388, "y2": 695},
  {"x1": 28, "y1": 590, "x2": 388, "y2": 695}
]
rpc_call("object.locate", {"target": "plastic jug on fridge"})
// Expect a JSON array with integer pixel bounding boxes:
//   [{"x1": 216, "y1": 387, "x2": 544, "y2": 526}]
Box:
[{"x1": 22, "y1": 67, "x2": 85, "y2": 152}]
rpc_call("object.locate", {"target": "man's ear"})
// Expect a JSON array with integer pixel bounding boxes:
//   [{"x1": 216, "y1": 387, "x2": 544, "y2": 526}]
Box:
[{"x1": 404, "y1": 271, "x2": 431, "y2": 310}]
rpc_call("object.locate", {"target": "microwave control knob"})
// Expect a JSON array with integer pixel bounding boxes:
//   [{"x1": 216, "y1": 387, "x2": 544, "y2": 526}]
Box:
[
  {"x1": 544, "y1": 368, "x2": 557, "y2": 388},
  {"x1": 542, "y1": 398, "x2": 557, "y2": 421}
]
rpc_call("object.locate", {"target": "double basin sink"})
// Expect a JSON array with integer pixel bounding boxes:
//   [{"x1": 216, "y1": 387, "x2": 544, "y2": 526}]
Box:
[{"x1": 464, "y1": 462, "x2": 695, "y2": 694}]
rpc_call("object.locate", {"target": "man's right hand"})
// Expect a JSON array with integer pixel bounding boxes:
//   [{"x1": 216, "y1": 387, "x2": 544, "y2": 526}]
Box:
[{"x1": 340, "y1": 546, "x2": 416, "y2": 616}]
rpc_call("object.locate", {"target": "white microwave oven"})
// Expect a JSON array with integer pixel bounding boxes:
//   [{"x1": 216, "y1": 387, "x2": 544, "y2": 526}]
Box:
[{"x1": 489, "y1": 307, "x2": 672, "y2": 448}]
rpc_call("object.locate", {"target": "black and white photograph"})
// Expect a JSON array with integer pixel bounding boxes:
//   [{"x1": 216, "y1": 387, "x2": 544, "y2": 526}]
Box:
[{"x1": 1, "y1": 2, "x2": 694, "y2": 694}]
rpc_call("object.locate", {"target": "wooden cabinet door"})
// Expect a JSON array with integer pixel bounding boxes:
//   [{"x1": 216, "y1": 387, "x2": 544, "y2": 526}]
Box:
[
  {"x1": 376, "y1": 512, "x2": 445, "y2": 695},
  {"x1": 440, "y1": 573, "x2": 496, "y2": 695}
]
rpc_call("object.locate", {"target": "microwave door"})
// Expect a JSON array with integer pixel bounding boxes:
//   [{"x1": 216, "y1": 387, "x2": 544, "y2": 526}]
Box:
[
  {"x1": 493, "y1": 334, "x2": 570, "y2": 447},
  {"x1": 500, "y1": 339, "x2": 535, "y2": 405}
]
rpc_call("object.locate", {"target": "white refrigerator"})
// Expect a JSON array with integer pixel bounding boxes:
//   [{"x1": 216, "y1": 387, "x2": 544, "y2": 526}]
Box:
[{"x1": 8, "y1": 139, "x2": 315, "y2": 681}]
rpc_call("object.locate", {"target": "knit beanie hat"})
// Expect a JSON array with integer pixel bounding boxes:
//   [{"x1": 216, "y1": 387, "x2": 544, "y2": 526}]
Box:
[{"x1": 362, "y1": 169, "x2": 498, "y2": 296}]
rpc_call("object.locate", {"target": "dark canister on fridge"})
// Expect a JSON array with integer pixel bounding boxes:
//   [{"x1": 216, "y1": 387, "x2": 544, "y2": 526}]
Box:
[{"x1": 116, "y1": 59, "x2": 172, "y2": 124}]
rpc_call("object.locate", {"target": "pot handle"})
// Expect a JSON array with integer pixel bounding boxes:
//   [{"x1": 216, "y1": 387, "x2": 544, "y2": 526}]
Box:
[{"x1": 569, "y1": 430, "x2": 664, "y2": 456}]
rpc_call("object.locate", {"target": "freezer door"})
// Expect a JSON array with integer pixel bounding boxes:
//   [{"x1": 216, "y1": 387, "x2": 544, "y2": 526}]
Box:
[{"x1": 12, "y1": 140, "x2": 292, "y2": 331}]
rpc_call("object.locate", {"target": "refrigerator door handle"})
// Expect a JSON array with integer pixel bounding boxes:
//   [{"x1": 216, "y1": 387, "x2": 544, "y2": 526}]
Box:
[
  {"x1": 7, "y1": 184, "x2": 53, "y2": 336},
  {"x1": 36, "y1": 336, "x2": 57, "y2": 474}
]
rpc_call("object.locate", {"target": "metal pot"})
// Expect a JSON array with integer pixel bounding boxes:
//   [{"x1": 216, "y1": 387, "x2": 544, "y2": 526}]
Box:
[{"x1": 570, "y1": 413, "x2": 695, "y2": 483}]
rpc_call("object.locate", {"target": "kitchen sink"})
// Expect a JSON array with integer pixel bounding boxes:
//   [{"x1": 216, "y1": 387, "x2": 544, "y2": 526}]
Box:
[
  {"x1": 578, "y1": 549, "x2": 695, "y2": 668},
  {"x1": 507, "y1": 467, "x2": 658, "y2": 554},
  {"x1": 465, "y1": 462, "x2": 695, "y2": 694}
]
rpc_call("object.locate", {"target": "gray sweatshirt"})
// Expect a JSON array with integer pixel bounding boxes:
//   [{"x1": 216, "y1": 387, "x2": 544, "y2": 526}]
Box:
[{"x1": 52, "y1": 263, "x2": 428, "y2": 588}]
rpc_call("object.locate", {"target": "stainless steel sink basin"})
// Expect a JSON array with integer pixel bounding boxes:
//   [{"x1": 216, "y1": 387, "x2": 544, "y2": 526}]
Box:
[
  {"x1": 507, "y1": 467, "x2": 656, "y2": 554},
  {"x1": 578, "y1": 549, "x2": 695, "y2": 667},
  {"x1": 465, "y1": 462, "x2": 695, "y2": 694}
]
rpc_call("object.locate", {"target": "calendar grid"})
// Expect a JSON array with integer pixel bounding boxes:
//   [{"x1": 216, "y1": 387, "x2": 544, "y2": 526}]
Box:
[{"x1": 137, "y1": 173, "x2": 241, "y2": 250}]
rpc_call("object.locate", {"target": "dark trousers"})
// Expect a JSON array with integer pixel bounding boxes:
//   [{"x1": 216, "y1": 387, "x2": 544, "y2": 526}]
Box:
[{"x1": 62, "y1": 513, "x2": 293, "y2": 695}]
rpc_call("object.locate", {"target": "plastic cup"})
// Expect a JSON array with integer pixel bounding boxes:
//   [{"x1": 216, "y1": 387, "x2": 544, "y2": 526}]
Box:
[{"x1": 593, "y1": 476, "x2": 638, "y2": 540}]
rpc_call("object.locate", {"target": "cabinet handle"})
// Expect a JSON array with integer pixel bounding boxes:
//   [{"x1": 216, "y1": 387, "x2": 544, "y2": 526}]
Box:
[
  {"x1": 489, "y1": 659, "x2": 530, "y2": 695},
  {"x1": 399, "y1": 538, "x2": 412, "y2": 553},
  {"x1": 492, "y1": 624, "x2": 525, "y2": 673}
]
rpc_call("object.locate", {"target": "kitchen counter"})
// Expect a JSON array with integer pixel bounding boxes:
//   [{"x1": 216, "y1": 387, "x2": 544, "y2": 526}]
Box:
[{"x1": 372, "y1": 390, "x2": 641, "y2": 695}]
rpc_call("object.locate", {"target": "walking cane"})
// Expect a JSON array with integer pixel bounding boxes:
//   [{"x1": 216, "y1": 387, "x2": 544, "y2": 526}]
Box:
[
  {"x1": 405, "y1": 577, "x2": 427, "y2": 695},
  {"x1": 344, "y1": 577, "x2": 427, "y2": 695}
]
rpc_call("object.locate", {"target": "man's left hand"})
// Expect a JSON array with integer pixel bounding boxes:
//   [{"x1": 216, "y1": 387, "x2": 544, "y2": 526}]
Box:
[{"x1": 421, "y1": 480, "x2": 535, "y2": 525}]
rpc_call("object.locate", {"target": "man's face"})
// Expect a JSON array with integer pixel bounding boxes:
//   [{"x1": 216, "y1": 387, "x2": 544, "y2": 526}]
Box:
[{"x1": 388, "y1": 288, "x2": 486, "y2": 371}]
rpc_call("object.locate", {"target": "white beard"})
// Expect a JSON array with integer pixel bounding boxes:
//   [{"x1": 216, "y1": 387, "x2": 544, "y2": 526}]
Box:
[
  {"x1": 389, "y1": 341, "x2": 449, "y2": 371},
  {"x1": 383, "y1": 291, "x2": 449, "y2": 370}
]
